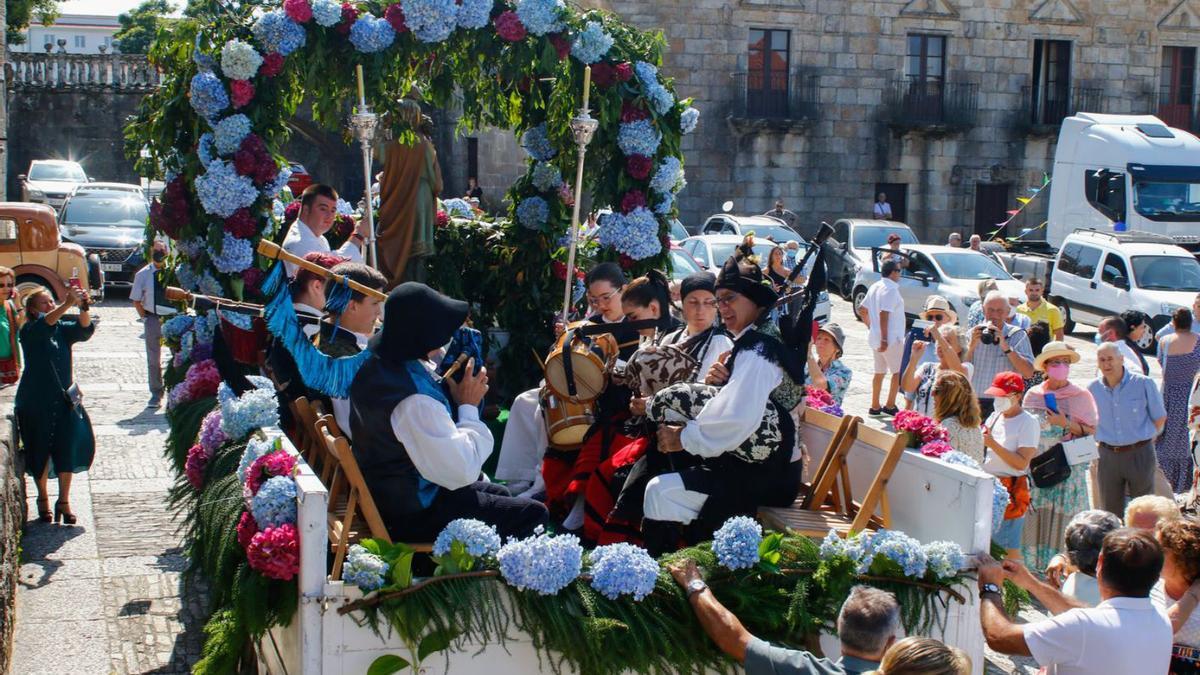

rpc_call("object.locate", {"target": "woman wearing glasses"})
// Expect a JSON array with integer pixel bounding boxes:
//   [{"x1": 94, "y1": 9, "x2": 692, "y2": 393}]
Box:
[{"x1": 0, "y1": 266, "x2": 23, "y2": 385}]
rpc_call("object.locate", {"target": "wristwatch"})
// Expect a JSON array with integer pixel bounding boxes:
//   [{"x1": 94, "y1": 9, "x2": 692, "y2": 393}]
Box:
[
  {"x1": 980, "y1": 582, "x2": 1002, "y2": 597},
  {"x1": 686, "y1": 578, "x2": 708, "y2": 598},
  {"x1": 1003, "y1": 348, "x2": 1012, "y2": 355}
]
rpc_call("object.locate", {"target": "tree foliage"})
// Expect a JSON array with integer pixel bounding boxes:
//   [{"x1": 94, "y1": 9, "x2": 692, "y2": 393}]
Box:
[
  {"x1": 114, "y1": 0, "x2": 177, "y2": 54},
  {"x1": 7, "y1": 0, "x2": 59, "y2": 46}
]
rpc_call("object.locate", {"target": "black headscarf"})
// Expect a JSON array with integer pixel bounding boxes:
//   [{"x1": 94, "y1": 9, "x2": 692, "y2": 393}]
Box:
[
  {"x1": 679, "y1": 272, "x2": 716, "y2": 300},
  {"x1": 369, "y1": 282, "x2": 468, "y2": 364},
  {"x1": 715, "y1": 255, "x2": 778, "y2": 309}
]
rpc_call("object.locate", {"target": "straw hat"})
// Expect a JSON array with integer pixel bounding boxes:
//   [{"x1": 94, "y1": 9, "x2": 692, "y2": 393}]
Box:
[
  {"x1": 1034, "y1": 341, "x2": 1081, "y2": 372},
  {"x1": 920, "y1": 295, "x2": 958, "y2": 324}
]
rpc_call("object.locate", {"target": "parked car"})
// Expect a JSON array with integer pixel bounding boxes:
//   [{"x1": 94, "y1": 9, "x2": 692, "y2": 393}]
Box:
[
  {"x1": 823, "y1": 219, "x2": 920, "y2": 299},
  {"x1": 0, "y1": 202, "x2": 101, "y2": 303},
  {"x1": 679, "y1": 234, "x2": 830, "y2": 322},
  {"x1": 698, "y1": 214, "x2": 800, "y2": 243},
  {"x1": 1049, "y1": 228, "x2": 1200, "y2": 341},
  {"x1": 667, "y1": 242, "x2": 703, "y2": 280},
  {"x1": 669, "y1": 218, "x2": 689, "y2": 243},
  {"x1": 287, "y1": 163, "x2": 313, "y2": 196},
  {"x1": 70, "y1": 182, "x2": 146, "y2": 201},
  {"x1": 850, "y1": 244, "x2": 1026, "y2": 324},
  {"x1": 58, "y1": 190, "x2": 149, "y2": 287},
  {"x1": 19, "y1": 160, "x2": 90, "y2": 209}
]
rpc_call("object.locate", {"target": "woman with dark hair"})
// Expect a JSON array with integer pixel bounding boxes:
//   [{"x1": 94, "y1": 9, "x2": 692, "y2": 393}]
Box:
[
  {"x1": 1058, "y1": 510, "x2": 1122, "y2": 605},
  {"x1": 766, "y1": 246, "x2": 789, "y2": 293},
  {"x1": 1120, "y1": 309, "x2": 1152, "y2": 375},
  {"x1": 17, "y1": 286, "x2": 94, "y2": 524},
  {"x1": 1158, "y1": 307, "x2": 1200, "y2": 492},
  {"x1": 619, "y1": 269, "x2": 679, "y2": 339}
]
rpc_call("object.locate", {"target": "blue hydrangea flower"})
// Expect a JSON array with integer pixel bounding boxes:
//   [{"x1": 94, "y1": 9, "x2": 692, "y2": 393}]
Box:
[
  {"x1": 210, "y1": 233, "x2": 254, "y2": 273},
  {"x1": 844, "y1": 532, "x2": 877, "y2": 574},
  {"x1": 819, "y1": 529, "x2": 846, "y2": 559},
  {"x1": 198, "y1": 270, "x2": 224, "y2": 297},
  {"x1": 680, "y1": 107, "x2": 699, "y2": 134},
  {"x1": 991, "y1": 480, "x2": 1009, "y2": 533},
  {"x1": 597, "y1": 208, "x2": 660, "y2": 260},
  {"x1": 571, "y1": 22, "x2": 613, "y2": 64},
  {"x1": 175, "y1": 263, "x2": 199, "y2": 292},
  {"x1": 588, "y1": 543, "x2": 659, "y2": 601},
  {"x1": 521, "y1": 124, "x2": 556, "y2": 161},
  {"x1": 633, "y1": 61, "x2": 658, "y2": 88},
  {"x1": 349, "y1": 14, "x2": 397, "y2": 53},
  {"x1": 220, "y1": 39, "x2": 262, "y2": 81},
  {"x1": 343, "y1": 544, "x2": 390, "y2": 591},
  {"x1": 197, "y1": 133, "x2": 216, "y2": 166},
  {"x1": 403, "y1": 0, "x2": 458, "y2": 42},
  {"x1": 649, "y1": 157, "x2": 683, "y2": 194},
  {"x1": 237, "y1": 435, "x2": 275, "y2": 483},
  {"x1": 264, "y1": 166, "x2": 293, "y2": 200},
  {"x1": 654, "y1": 194, "x2": 675, "y2": 216},
  {"x1": 456, "y1": 0, "x2": 493, "y2": 29},
  {"x1": 870, "y1": 530, "x2": 928, "y2": 578},
  {"x1": 252, "y1": 10, "x2": 307, "y2": 56},
  {"x1": 311, "y1": 0, "x2": 343, "y2": 26},
  {"x1": 251, "y1": 475, "x2": 298, "y2": 528},
  {"x1": 334, "y1": 198, "x2": 354, "y2": 216},
  {"x1": 194, "y1": 311, "x2": 220, "y2": 345},
  {"x1": 193, "y1": 49, "x2": 216, "y2": 73},
  {"x1": 531, "y1": 162, "x2": 562, "y2": 191},
  {"x1": 212, "y1": 114, "x2": 252, "y2": 155},
  {"x1": 189, "y1": 72, "x2": 229, "y2": 120},
  {"x1": 712, "y1": 516, "x2": 762, "y2": 570},
  {"x1": 222, "y1": 387, "x2": 280, "y2": 440},
  {"x1": 161, "y1": 315, "x2": 193, "y2": 342},
  {"x1": 617, "y1": 120, "x2": 662, "y2": 157},
  {"x1": 195, "y1": 160, "x2": 260, "y2": 217},
  {"x1": 645, "y1": 83, "x2": 674, "y2": 116},
  {"x1": 177, "y1": 237, "x2": 207, "y2": 258},
  {"x1": 433, "y1": 518, "x2": 502, "y2": 557},
  {"x1": 222, "y1": 312, "x2": 254, "y2": 330},
  {"x1": 940, "y1": 450, "x2": 982, "y2": 471},
  {"x1": 497, "y1": 531, "x2": 583, "y2": 595},
  {"x1": 516, "y1": 196, "x2": 550, "y2": 230},
  {"x1": 514, "y1": 0, "x2": 564, "y2": 36},
  {"x1": 923, "y1": 540, "x2": 966, "y2": 578},
  {"x1": 442, "y1": 198, "x2": 474, "y2": 218}
]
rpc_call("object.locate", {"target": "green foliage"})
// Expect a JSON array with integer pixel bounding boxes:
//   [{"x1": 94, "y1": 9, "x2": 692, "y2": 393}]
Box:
[
  {"x1": 6, "y1": 0, "x2": 57, "y2": 46},
  {"x1": 192, "y1": 608, "x2": 246, "y2": 675},
  {"x1": 164, "y1": 396, "x2": 216, "y2": 473},
  {"x1": 192, "y1": 472, "x2": 246, "y2": 610},
  {"x1": 368, "y1": 654, "x2": 411, "y2": 675},
  {"x1": 114, "y1": 0, "x2": 178, "y2": 54}
]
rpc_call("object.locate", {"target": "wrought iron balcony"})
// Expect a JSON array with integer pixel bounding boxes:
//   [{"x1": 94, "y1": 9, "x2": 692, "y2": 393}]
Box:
[
  {"x1": 881, "y1": 77, "x2": 978, "y2": 131},
  {"x1": 729, "y1": 71, "x2": 820, "y2": 129},
  {"x1": 1020, "y1": 85, "x2": 1104, "y2": 129}
]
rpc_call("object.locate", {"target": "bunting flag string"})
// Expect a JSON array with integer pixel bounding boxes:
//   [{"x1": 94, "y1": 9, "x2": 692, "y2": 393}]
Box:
[{"x1": 985, "y1": 175, "x2": 1052, "y2": 243}]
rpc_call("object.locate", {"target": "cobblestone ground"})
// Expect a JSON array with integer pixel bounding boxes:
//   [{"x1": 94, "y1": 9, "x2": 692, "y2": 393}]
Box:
[{"x1": 11, "y1": 291, "x2": 206, "y2": 675}]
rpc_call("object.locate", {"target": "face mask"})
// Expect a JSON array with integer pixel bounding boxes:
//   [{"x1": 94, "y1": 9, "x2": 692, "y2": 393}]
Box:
[
  {"x1": 1046, "y1": 363, "x2": 1071, "y2": 381},
  {"x1": 151, "y1": 250, "x2": 166, "y2": 263},
  {"x1": 992, "y1": 396, "x2": 1013, "y2": 414},
  {"x1": 1093, "y1": 332, "x2": 1104, "y2": 345}
]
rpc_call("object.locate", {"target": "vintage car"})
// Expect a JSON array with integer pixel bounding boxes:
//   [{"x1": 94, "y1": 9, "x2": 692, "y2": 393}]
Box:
[{"x1": 0, "y1": 202, "x2": 102, "y2": 303}]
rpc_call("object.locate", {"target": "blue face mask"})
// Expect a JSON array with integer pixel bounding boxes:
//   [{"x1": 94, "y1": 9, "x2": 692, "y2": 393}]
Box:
[{"x1": 1093, "y1": 332, "x2": 1104, "y2": 345}]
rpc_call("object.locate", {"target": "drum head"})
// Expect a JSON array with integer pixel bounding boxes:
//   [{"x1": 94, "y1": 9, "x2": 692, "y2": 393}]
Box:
[
  {"x1": 549, "y1": 417, "x2": 591, "y2": 448},
  {"x1": 545, "y1": 352, "x2": 608, "y2": 401}
]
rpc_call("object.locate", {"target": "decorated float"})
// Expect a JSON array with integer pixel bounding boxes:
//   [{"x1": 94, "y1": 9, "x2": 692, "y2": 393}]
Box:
[{"x1": 131, "y1": 1, "x2": 1002, "y2": 673}]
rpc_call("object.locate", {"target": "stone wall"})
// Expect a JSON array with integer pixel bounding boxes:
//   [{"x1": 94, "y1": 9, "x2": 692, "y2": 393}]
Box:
[
  {"x1": 0, "y1": 386, "x2": 23, "y2": 675},
  {"x1": 587, "y1": 0, "x2": 1190, "y2": 241}
]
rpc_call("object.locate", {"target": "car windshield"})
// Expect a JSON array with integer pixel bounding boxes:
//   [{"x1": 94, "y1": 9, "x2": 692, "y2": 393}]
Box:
[
  {"x1": 1132, "y1": 180, "x2": 1200, "y2": 220},
  {"x1": 931, "y1": 252, "x2": 1013, "y2": 280},
  {"x1": 668, "y1": 249, "x2": 701, "y2": 279},
  {"x1": 709, "y1": 242, "x2": 779, "y2": 267},
  {"x1": 745, "y1": 223, "x2": 799, "y2": 243},
  {"x1": 670, "y1": 220, "x2": 689, "y2": 241},
  {"x1": 1132, "y1": 255, "x2": 1200, "y2": 291},
  {"x1": 29, "y1": 163, "x2": 86, "y2": 182},
  {"x1": 852, "y1": 226, "x2": 918, "y2": 249},
  {"x1": 62, "y1": 197, "x2": 148, "y2": 227}
]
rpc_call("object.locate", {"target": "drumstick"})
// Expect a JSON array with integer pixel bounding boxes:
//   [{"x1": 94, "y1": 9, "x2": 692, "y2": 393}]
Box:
[
  {"x1": 435, "y1": 353, "x2": 470, "y2": 383},
  {"x1": 256, "y1": 240, "x2": 387, "y2": 301},
  {"x1": 165, "y1": 287, "x2": 264, "y2": 313}
]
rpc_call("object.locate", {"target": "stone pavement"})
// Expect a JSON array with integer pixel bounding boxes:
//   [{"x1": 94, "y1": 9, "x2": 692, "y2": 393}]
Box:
[{"x1": 11, "y1": 292, "x2": 206, "y2": 675}]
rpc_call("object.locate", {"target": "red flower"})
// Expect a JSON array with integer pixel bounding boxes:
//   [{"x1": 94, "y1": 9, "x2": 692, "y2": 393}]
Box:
[
  {"x1": 254, "y1": 159, "x2": 279, "y2": 186},
  {"x1": 436, "y1": 210, "x2": 449, "y2": 227},
  {"x1": 549, "y1": 33, "x2": 570, "y2": 60},
  {"x1": 283, "y1": 0, "x2": 313, "y2": 23},
  {"x1": 247, "y1": 450, "x2": 297, "y2": 494},
  {"x1": 494, "y1": 11, "x2": 527, "y2": 42},
  {"x1": 626, "y1": 154, "x2": 652, "y2": 180},
  {"x1": 336, "y1": 2, "x2": 358, "y2": 34},
  {"x1": 260, "y1": 53, "x2": 284, "y2": 77},
  {"x1": 621, "y1": 100, "x2": 649, "y2": 122},
  {"x1": 805, "y1": 386, "x2": 834, "y2": 408},
  {"x1": 233, "y1": 149, "x2": 258, "y2": 177},
  {"x1": 615, "y1": 62, "x2": 633, "y2": 82},
  {"x1": 618, "y1": 254, "x2": 635, "y2": 270},
  {"x1": 283, "y1": 201, "x2": 301, "y2": 224},
  {"x1": 552, "y1": 260, "x2": 568, "y2": 280},
  {"x1": 225, "y1": 208, "x2": 258, "y2": 238},
  {"x1": 230, "y1": 80, "x2": 255, "y2": 108},
  {"x1": 246, "y1": 524, "x2": 300, "y2": 581},
  {"x1": 236, "y1": 511, "x2": 258, "y2": 549},
  {"x1": 620, "y1": 189, "x2": 646, "y2": 214},
  {"x1": 384, "y1": 4, "x2": 408, "y2": 33},
  {"x1": 591, "y1": 62, "x2": 616, "y2": 88},
  {"x1": 241, "y1": 267, "x2": 265, "y2": 292},
  {"x1": 185, "y1": 444, "x2": 211, "y2": 491}
]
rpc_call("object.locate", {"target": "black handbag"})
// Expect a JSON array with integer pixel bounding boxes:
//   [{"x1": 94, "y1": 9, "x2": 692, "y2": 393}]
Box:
[
  {"x1": 50, "y1": 360, "x2": 83, "y2": 414},
  {"x1": 1029, "y1": 443, "x2": 1071, "y2": 489}
]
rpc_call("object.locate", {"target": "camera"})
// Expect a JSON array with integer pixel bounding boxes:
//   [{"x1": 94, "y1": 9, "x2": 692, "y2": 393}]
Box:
[{"x1": 981, "y1": 327, "x2": 998, "y2": 345}]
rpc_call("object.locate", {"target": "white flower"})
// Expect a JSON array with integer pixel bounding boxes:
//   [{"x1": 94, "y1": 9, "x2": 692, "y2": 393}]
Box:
[{"x1": 220, "y1": 39, "x2": 263, "y2": 81}]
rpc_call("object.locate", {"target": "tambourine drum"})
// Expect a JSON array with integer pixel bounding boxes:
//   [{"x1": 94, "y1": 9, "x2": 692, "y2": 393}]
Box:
[
  {"x1": 543, "y1": 321, "x2": 617, "y2": 402},
  {"x1": 540, "y1": 388, "x2": 594, "y2": 449}
]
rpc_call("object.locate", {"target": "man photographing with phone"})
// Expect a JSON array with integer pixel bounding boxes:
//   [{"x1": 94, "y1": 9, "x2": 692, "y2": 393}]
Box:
[{"x1": 967, "y1": 291, "x2": 1034, "y2": 417}]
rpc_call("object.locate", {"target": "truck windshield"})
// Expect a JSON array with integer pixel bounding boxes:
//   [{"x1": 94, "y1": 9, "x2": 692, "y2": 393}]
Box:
[
  {"x1": 932, "y1": 252, "x2": 1013, "y2": 280},
  {"x1": 1132, "y1": 180, "x2": 1200, "y2": 220},
  {"x1": 29, "y1": 163, "x2": 86, "y2": 182},
  {"x1": 1132, "y1": 255, "x2": 1200, "y2": 292},
  {"x1": 62, "y1": 197, "x2": 148, "y2": 227},
  {"x1": 852, "y1": 226, "x2": 918, "y2": 249}
]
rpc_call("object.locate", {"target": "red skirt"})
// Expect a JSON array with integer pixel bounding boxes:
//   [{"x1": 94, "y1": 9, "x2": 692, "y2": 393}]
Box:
[
  {"x1": 541, "y1": 421, "x2": 635, "y2": 522},
  {"x1": 583, "y1": 436, "x2": 650, "y2": 546}
]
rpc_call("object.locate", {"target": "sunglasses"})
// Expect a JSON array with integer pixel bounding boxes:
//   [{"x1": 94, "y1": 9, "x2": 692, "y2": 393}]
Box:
[
  {"x1": 0, "y1": 283, "x2": 13, "y2": 288},
  {"x1": 926, "y1": 313, "x2": 945, "y2": 322}
]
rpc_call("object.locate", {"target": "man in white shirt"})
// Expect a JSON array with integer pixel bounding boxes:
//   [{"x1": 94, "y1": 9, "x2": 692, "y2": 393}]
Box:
[
  {"x1": 315, "y1": 262, "x2": 386, "y2": 440},
  {"x1": 281, "y1": 184, "x2": 366, "y2": 277},
  {"x1": 130, "y1": 240, "x2": 170, "y2": 406},
  {"x1": 978, "y1": 528, "x2": 1171, "y2": 675},
  {"x1": 349, "y1": 282, "x2": 548, "y2": 542},
  {"x1": 857, "y1": 259, "x2": 905, "y2": 416},
  {"x1": 873, "y1": 192, "x2": 892, "y2": 219}
]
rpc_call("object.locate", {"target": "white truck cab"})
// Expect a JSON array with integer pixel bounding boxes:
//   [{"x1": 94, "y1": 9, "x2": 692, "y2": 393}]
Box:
[{"x1": 1047, "y1": 113, "x2": 1200, "y2": 251}]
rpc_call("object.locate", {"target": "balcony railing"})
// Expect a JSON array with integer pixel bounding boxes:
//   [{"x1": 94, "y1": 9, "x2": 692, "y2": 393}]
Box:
[
  {"x1": 730, "y1": 71, "x2": 820, "y2": 123},
  {"x1": 881, "y1": 77, "x2": 978, "y2": 130},
  {"x1": 1021, "y1": 85, "x2": 1104, "y2": 127},
  {"x1": 1157, "y1": 90, "x2": 1197, "y2": 131},
  {"x1": 6, "y1": 52, "x2": 160, "y2": 90}
]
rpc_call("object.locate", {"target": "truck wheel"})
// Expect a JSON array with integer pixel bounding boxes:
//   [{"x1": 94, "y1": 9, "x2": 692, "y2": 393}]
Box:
[
  {"x1": 852, "y1": 287, "x2": 867, "y2": 322},
  {"x1": 15, "y1": 275, "x2": 57, "y2": 303}
]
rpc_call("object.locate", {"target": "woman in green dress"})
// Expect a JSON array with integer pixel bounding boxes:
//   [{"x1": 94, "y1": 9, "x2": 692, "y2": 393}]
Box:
[{"x1": 17, "y1": 287, "x2": 94, "y2": 524}]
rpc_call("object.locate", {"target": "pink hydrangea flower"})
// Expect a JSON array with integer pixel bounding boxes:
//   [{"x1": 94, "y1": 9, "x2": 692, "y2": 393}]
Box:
[
  {"x1": 237, "y1": 510, "x2": 258, "y2": 549},
  {"x1": 230, "y1": 80, "x2": 255, "y2": 108},
  {"x1": 260, "y1": 52, "x2": 285, "y2": 77},
  {"x1": 246, "y1": 450, "x2": 297, "y2": 494},
  {"x1": 494, "y1": 11, "x2": 527, "y2": 42},
  {"x1": 246, "y1": 524, "x2": 300, "y2": 580},
  {"x1": 184, "y1": 359, "x2": 221, "y2": 401},
  {"x1": 185, "y1": 443, "x2": 212, "y2": 490},
  {"x1": 805, "y1": 386, "x2": 834, "y2": 408},
  {"x1": 283, "y1": 0, "x2": 313, "y2": 23},
  {"x1": 920, "y1": 440, "x2": 953, "y2": 458}
]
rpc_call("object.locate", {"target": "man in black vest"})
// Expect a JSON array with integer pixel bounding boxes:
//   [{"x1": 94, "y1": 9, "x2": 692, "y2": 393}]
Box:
[{"x1": 349, "y1": 283, "x2": 548, "y2": 542}]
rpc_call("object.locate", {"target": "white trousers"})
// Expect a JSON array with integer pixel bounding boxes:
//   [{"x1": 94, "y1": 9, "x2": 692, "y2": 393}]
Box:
[
  {"x1": 495, "y1": 388, "x2": 548, "y2": 493},
  {"x1": 643, "y1": 473, "x2": 709, "y2": 524}
]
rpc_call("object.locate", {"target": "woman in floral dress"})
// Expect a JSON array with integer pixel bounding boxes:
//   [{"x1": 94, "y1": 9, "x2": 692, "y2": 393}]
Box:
[
  {"x1": 1020, "y1": 342, "x2": 1098, "y2": 571},
  {"x1": 1157, "y1": 308, "x2": 1200, "y2": 493}
]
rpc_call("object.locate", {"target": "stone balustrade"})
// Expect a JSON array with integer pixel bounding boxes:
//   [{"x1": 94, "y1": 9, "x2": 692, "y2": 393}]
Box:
[{"x1": 6, "y1": 52, "x2": 161, "y2": 90}]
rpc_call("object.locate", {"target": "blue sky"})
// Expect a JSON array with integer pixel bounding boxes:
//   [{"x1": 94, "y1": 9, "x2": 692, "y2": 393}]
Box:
[{"x1": 58, "y1": 0, "x2": 184, "y2": 17}]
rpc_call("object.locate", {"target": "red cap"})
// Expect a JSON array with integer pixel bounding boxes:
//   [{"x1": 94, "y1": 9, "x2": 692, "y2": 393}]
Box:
[
  {"x1": 984, "y1": 372, "x2": 1025, "y2": 397},
  {"x1": 887, "y1": 233, "x2": 901, "y2": 243}
]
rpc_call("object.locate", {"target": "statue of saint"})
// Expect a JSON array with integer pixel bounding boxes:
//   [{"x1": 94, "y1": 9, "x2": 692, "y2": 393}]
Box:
[{"x1": 376, "y1": 99, "x2": 443, "y2": 286}]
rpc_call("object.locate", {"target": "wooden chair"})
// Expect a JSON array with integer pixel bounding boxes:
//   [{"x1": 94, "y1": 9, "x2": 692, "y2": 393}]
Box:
[{"x1": 759, "y1": 418, "x2": 907, "y2": 538}]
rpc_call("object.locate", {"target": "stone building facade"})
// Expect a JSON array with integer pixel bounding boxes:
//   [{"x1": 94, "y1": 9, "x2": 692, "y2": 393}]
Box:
[{"x1": 579, "y1": 0, "x2": 1200, "y2": 242}]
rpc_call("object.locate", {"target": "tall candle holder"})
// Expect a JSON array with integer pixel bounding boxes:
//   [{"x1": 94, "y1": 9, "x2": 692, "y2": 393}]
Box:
[
  {"x1": 350, "y1": 65, "x2": 379, "y2": 268},
  {"x1": 561, "y1": 67, "x2": 598, "y2": 323}
]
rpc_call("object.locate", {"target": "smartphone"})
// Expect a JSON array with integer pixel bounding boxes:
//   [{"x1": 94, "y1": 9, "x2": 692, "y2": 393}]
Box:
[{"x1": 1044, "y1": 392, "x2": 1058, "y2": 414}]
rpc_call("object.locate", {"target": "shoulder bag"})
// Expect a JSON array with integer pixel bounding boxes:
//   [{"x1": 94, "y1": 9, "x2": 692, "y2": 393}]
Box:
[{"x1": 49, "y1": 358, "x2": 83, "y2": 414}]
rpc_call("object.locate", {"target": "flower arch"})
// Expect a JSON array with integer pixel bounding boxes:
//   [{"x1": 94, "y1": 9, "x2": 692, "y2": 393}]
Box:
[{"x1": 128, "y1": 0, "x2": 695, "y2": 389}]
